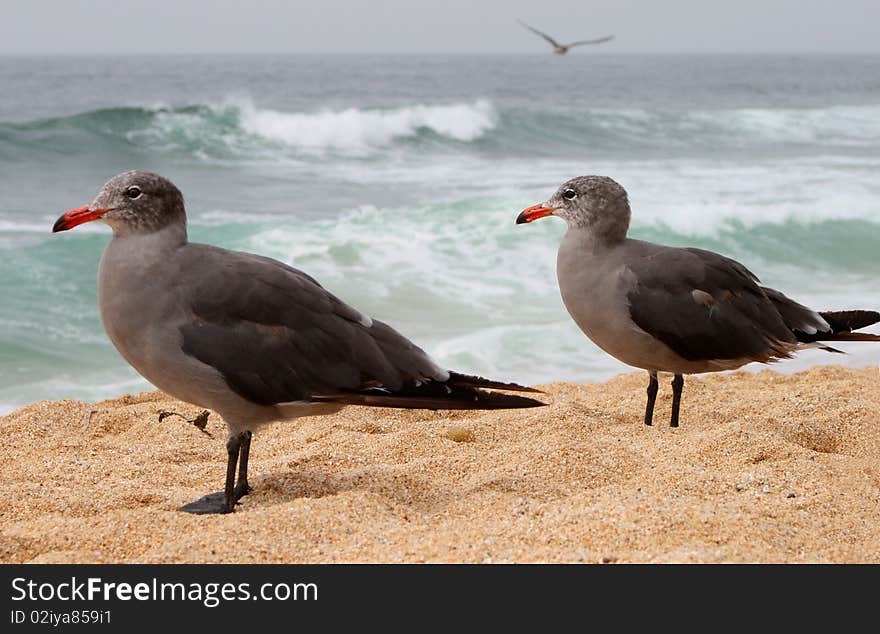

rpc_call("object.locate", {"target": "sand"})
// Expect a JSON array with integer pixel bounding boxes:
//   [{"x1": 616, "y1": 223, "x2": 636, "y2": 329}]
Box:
[{"x1": 2, "y1": 365, "x2": 879, "y2": 563}]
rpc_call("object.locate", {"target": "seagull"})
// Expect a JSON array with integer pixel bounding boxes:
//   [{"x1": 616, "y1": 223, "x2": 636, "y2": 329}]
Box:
[
  {"x1": 518, "y1": 19, "x2": 614, "y2": 55},
  {"x1": 516, "y1": 175, "x2": 880, "y2": 427},
  {"x1": 52, "y1": 170, "x2": 545, "y2": 514}
]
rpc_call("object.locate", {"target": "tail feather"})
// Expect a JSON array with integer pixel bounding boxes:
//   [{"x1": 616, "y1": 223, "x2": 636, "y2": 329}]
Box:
[
  {"x1": 819, "y1": 310, "x2": 880, "y2": 333},
  {"x1": 812, "y1": 332, "x2": 880, "y2": 343},
  {"x1": 764, "y1": 287, "x2": 879, "y2": 345}
]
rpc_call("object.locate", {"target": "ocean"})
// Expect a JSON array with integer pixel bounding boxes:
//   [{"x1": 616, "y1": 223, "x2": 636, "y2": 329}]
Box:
[{"x1": 1, "y1": 54, "x2": 878, "y2": 412}]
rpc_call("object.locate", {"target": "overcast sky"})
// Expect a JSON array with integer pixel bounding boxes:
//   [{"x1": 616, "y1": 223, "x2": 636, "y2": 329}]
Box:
[{"x1": 2, "y1": 0, "x2": 879, "y2": 54}]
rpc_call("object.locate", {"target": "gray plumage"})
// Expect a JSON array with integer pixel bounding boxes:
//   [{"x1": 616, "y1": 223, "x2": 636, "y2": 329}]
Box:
[
  {"x1": 516, "y1": 175, "x2": 879, "y2": 426},
  {"x1": 53, "y1": 170, "x2": 544, "y2": 513}
]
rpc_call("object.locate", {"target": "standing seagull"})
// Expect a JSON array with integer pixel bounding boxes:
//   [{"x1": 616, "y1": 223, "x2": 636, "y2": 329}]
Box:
[
  {"x1": 516, "y1": 175, "x2": 879, "y2": 427},
  {"x1": 518, "y1": 20, "x2": 613, "y2": 55},
  {"x1": 52, "y1": 171, "x2": 545, "y2": 514}
]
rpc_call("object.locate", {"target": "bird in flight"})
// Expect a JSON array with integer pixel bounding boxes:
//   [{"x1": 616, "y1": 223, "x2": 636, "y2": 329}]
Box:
[{"x1": 518, "y1": 19, "x2": 614, "y2": 55}]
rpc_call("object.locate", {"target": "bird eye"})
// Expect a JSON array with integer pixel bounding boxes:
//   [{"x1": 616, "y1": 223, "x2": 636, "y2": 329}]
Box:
[
  {"x1": 126, "y1": 186, "x2": 142, "y2": 199},
  {"x1": 562, "y1": 188, "x2": 577, "y2": 201}
]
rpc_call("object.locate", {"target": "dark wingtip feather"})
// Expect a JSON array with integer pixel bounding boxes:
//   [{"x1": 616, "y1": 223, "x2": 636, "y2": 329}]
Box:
[
  {"x1": 446, "y1": 371, "x2": 544, "y2": 393},
  {"x1": 310, "y1": 372, "x2": 547, "y2": 411},
  {"x1": 312, "y1": 389, "x2": 547, "y2": 410}
]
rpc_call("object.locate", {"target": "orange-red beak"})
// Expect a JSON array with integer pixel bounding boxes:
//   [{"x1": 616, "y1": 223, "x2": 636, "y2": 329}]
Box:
[
  {"x1": 516, "y1": 204, "x2": 557, "y2": 224},
  {"x1": 52, "y1": 206, "x2": 110, "y2": 233}
]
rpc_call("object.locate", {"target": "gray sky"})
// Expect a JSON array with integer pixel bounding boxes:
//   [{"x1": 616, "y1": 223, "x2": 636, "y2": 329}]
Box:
[{"x1": 2, "y1": 0, "x2": 879, "y2": 54}]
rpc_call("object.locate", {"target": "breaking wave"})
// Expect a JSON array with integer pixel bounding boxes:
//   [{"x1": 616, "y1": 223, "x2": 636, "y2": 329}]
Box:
[{"x1": 2, "y1": 100, "x2": 879, "y2": 161}]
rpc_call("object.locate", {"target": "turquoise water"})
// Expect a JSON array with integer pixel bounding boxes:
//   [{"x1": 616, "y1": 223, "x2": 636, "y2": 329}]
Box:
[{"x1": 1, "y1": 55, "x2": 878, "y2": 411}]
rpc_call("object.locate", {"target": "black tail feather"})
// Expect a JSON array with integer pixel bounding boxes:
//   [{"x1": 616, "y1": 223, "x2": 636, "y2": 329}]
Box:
[
  {"x1": 812, "y1": 332, "x2": 880, "y2": 343},
  {"x1": 807, "y1": 310, "x2": 880, "y2": 345},
  {"x1": 763, "y1": 287, "x2": 879, "y2": 344},
  {"x1": 820, "y1": 310, "x2": 880, "y2": 333}
]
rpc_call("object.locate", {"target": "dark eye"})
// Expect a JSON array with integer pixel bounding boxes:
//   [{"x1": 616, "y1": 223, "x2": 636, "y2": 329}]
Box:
[
  {"x1": 562, "y1": 188, "x2": 577, "y2": 201},
  {"x1": 126, "y1": 186, "x2": 142, "y2": 199}
]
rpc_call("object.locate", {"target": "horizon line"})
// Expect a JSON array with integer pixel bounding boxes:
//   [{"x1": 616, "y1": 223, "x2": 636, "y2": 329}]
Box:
[{"x1": 1, "y1": 50, "x2": 879, "y2": 57}]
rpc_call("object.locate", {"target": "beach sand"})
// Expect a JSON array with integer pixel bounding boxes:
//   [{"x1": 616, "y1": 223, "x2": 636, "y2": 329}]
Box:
[{"x1": 2, "y1": 365, "x2": 879, "y2": 564}]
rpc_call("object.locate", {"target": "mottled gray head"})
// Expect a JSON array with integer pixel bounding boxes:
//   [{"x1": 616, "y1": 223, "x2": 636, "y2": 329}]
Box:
[
  {"x1": 53, "y1": 170, "x2": 186, "y2": 237},
  {"x1": 516, "y1": 175, "x2": 631, "y2": 243}
]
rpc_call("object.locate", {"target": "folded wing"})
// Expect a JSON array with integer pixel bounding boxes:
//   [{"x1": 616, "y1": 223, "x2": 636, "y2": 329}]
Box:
[
  {"x1": 625, "y1": 247, "x2": 798, "y2": 363},
  {"x1": 176, "y1": 246, "x2": 544, "y2": 409}
]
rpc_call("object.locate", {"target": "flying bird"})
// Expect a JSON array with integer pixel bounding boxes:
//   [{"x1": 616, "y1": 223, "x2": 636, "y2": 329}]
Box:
[
  {"x1": 53, "y1": 171, "x2": 545, "y2": 514},
  {"x1": 518, "y1": 19, "x2": 614, "y2": 55},
  {"x1": 516, "y1": 175, "x2": 880, "y2": 427}
]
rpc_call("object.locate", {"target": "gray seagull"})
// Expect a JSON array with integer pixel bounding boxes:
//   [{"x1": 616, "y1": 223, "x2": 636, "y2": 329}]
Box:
[
  {"x1": 518, "y1": 19, "x2": 614, "y2": 55},
  {"x1": 53, "y1": 171, "x2": 545, "y2": 514},
  {"x1": 516, "y1": 175, "x2": 879, "y2": 427}
]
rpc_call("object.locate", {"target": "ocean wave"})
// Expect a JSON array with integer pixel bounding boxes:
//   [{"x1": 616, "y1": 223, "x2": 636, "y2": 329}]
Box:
[
  {"x1": 686, "y1": 105, "x2": 880, "y2": 147},
  {"x1": 238, "y1": 100, "x2": 496, "y2": 151},
  {"x1": 485, "y1": 104, "x2": 880, "y2": 154},
  {"x1": 2, "y1": 100, "x2": 880, "y2": 162},
  {"x1": 0, "y1": 99, "x2": 498, "y2": 159}
]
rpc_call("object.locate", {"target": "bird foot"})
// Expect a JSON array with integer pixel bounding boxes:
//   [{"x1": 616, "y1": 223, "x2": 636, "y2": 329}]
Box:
[
  {"x1": 233, "y1": 481, "x2": 252, "y2": 500},
  {"x1": 179, "y1": 481, "x2": 252, "y2": 515}
]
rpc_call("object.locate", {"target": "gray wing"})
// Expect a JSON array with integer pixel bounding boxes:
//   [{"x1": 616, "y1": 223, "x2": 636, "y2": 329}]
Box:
[
  {"x1": 518, "y1": 20, "x2": 562, "y2": 47},
  {"x1": 174, "y1": 245, "x2": 445, "y2": 406},
  {"x1": 625, "y1": 245, "x2": 798, "y2": 362},
  {"x1": 568, "y1": 35, "x2": 614, "y2": 47}
]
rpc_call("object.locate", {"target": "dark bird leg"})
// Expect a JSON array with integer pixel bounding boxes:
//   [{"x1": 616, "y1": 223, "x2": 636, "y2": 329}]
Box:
[
  {"x1": 644, "y1": 370, "x2": 659, "y2": 426},
  {"x1": 180, "y1": 432, "x2": 249, "y2": 515},
  {"x1": 233, "y1": 431, "x2": 253, "y2": 501},
  {"x1": 670, "y1": 374, "x2": 684, "y2": 428}
]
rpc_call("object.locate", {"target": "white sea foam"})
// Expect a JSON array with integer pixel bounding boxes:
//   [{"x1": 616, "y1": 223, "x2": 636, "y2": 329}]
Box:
[
  {"x1": 579, "y1": 104, "x2": 880, "y2": 148},
  {"x1": 687, "y1": 105, "x2": 880, "y2": 146},
  {"x1": 295, "y1": 153, "x2": 880, "y2": 235},
  {"x1": 237, "y1": 99, "x2": 497, "y2": 152},
  {"x1": 613, "y1": 158, "x2": 880, "y2": 233}
]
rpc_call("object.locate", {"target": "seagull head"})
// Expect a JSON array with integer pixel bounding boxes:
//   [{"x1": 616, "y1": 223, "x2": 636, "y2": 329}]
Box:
[
  {"x1": 516, "y1": 175, "x2": 631, "y2": 242},
  {"x1": 53, "y1": 170, "x2": 186, "y2": 236}
]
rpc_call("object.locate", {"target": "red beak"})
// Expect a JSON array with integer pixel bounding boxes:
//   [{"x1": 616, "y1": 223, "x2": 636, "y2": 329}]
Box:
[
  {"x1": 52, "y1": 206, "x2": 110, "y2": 233},
  {"x1": 516, "y1": 204, "x2": 557, "y2": 224}
]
